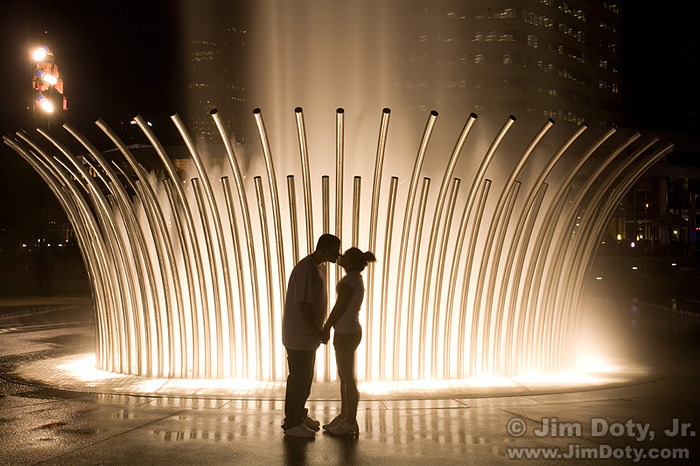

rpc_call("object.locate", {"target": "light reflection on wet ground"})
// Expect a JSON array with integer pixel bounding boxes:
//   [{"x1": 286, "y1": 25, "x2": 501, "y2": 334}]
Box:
[{"x1": 0, "y1": 299, "x2": 699, "y2": 464}]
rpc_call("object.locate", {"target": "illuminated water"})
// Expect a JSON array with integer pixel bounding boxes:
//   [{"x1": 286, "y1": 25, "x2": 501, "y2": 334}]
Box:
[{"x1": 3, "y1": 110, "x2": 672, "y2": 383}]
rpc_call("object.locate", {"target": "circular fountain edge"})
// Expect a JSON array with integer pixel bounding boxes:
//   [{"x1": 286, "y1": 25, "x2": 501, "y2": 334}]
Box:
[{"x1": 7, "y1": 352, "x2": 660, "y2": 401}]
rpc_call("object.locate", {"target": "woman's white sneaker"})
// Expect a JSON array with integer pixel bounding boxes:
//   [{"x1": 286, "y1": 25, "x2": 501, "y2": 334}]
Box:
[
  {"x1": 328, "y1": 421, "x2": 359, "y2": 436},
  {"x1": 322, "y1": 415, "x2": 345, "y2": 431}
]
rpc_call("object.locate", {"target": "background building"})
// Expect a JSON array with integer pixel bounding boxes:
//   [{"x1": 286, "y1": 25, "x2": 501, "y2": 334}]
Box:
[
  {"x1": 392, "y1": 0, "x2": 623, "y2": 127},
  {"x1": 184, "y1": 3, "x2": 253, "y2": 144}
]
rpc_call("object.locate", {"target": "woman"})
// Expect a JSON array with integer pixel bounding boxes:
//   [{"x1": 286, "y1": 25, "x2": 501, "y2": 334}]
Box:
[{"x1": 322, "y1": 247, "x2": 376, "y2": 436}]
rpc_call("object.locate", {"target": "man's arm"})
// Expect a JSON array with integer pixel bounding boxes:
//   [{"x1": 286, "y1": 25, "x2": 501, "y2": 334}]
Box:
[{"x1": 298, "y1": 302, "x2": 324, "y2": 342}]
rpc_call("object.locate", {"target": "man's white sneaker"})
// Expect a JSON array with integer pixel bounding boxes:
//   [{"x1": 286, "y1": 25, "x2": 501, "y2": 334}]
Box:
[
  {"x1": 303, "y1": 415, "x2": 321, "y2": 431},
  {"x1": 284, "y1": 424, "x2": 315, "y2": 438}
]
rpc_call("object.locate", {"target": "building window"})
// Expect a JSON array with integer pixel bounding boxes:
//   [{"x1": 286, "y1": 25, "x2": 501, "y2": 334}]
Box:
[
  {"x1": 527, "y1": 34, "x2": 538, "y2": 48},
  {"x1": 599, "y1": 18, "x2": 619, "y2": 33},
  {"x1": 601, "y1": 1, "x2": 620, "y2": 14},
  {"x1": 523, "y1": 10, "x2": 554, "y2": 28},
  {"x1": 598, "y1": 79, "x2": 620, "y2": 93},
  {"x1": 496, "y1": 8, "x2": 516, "y2": 19},
  {"x1": 599, "y1": 38, "x2": 618, "y2": 53},
  {"x1": 559, "y1": 2, "x2": 589, "y2": 23}
]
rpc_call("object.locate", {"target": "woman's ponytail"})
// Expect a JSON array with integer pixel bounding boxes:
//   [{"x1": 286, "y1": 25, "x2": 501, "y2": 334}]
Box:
[{"x1": 342, "y1": 247, "x2": 376, "y2": 271}]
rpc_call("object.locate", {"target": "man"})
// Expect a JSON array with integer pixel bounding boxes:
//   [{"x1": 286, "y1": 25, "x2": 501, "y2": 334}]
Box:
[{"x1": 282, "y1": 233, "x2": 341, "y2": 437}]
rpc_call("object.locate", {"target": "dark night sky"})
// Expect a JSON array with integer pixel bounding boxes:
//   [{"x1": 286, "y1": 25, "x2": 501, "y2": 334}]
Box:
[
  {"x1": 0, "y1": 1, "x2": 697, "y2": 249},
  {"x1": 0, "y1": 0, "x2": 181, "y2": 141},
  {"x1": 0, "y1": 3, "x2": 696, "y2": 140},
  {"x1": 0, "y1": 0, "x2": 182, "y2": 248}
]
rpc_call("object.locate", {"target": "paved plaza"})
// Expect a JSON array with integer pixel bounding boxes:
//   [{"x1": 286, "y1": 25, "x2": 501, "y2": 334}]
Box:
[{"x1": 0, "y1": 294, "x2": 699, "y2": 465}]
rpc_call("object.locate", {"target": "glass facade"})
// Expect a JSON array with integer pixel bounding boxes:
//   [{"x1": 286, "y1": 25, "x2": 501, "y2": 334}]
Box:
[{"x1": 393, "y1": 0, "x2": 624, "y2": 126}]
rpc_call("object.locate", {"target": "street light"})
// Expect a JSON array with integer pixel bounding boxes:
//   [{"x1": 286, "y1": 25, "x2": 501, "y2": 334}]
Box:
[
  {"x1": 31, "y1": 45, "x2": 64, "y2": 117},
  {"x1": 29, "y1": 39, "x2": 65, "y2": 297}
]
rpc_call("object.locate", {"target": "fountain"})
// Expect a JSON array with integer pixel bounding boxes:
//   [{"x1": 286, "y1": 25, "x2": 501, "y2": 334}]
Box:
[{"x1": 3, "y1": 108, "x2": 673, "y2": 385}]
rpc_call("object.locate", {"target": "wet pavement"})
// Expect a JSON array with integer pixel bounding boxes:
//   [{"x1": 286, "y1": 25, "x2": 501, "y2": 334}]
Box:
[{"x1": 1, "y1": 295, "x2": 699, "y2": 465}]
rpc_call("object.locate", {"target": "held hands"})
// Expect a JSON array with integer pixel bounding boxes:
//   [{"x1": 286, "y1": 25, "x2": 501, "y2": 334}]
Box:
[
  {"x1": 321, "y1": 326, "x2": 331, "y2": 345},
  {"x1": 315, "y1": 323, "x2": 331, "y2": 345},
  {"x1": 314, "y1": 326, "x2": 331, "y2": 345}
]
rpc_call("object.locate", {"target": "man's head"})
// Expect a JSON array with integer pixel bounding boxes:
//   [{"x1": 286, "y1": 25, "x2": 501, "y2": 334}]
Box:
[{"x1": 314, "y1": 234, "x2": 341, "y2": 263}]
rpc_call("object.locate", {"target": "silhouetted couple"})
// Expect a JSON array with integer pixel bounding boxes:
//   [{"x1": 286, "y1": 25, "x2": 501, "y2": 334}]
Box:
[{"x1": 281, "y1": 234, "x2": 376, "y2": 438}]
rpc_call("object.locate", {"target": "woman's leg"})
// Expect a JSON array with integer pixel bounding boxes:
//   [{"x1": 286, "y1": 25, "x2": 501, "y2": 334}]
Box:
[
  {"x1": 335, "y1": 347, "x2": 348, "y2": 421},
  {"x1": 335, "y1": 348, "x2": 358, "y2": 424}
]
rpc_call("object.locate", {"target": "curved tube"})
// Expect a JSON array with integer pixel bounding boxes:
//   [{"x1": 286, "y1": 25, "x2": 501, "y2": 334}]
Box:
[
  {"x1": 364, "y1": 108, "x2": 392, "y2": 378},
  {"x1": 352, "y1": 176, "x2": 361, "y2": 247},
  {"x1": 393, "y1": 111, "x2": 438, "y2": 378},
  {"x1": 322, "y1": 175, "x2": 332, "y2": 380},
  {"x1": 161, "y1": 178, "x2": 199, "y2": 378},
  {"x1": 521, "y1": 128, "x2": 619, "y2": 370},
  {"x1": 97, "y1": 122, "x2": 181, "y2": 378},
  {"x1": 253, "y1": 109, "x2": 287, "y2": 301},
  {"x1": 254, "y1": 176, "x2": 277, "y2": 379},
  {"x1": 170, "y1": 114, "x2": 234, "y2": 374},
  {"x1": 537, "y1": 134, "x2": 645, "y2": 353},
  {"x1": 462, "y1": 118, "x2": 554, "y2": 373},
  {"x1": 456, "y1": 179, "x2": 491, "y2": 377},
  {"x1": 417, "y1": 113, "x2": 477, "y2": 377},
  {"x1": 554, "y1": 141, "x2": 668, "y2": 362},
  {"x1": 369, "y1": 108, "x2": 392, "y2": 252},
  {"x1": 287, "y1": 176, "x2": 300, "y2": 265},
  {"x1": 222, "y1": 176, "x2": 255, "y2": 379},
  {"x1": 335, "y1": 109, "x2": 346, "y2": 316},
  {"x1": 521, "y1": 184, "x2": 570, "y2": 371},
  {"x1": 497, "y1": 123, "x2": 588, "y2": 372},
  {"x1": 483, "y1": 181, "x2": 521, "y2": 374},
  {"x1": 191, "y1": 178, "x2": 227, "y2": 378},
  {"x1": 64, "y1": 123, "x2": 159, "y2": 377},
  {"x1": 561, "y1": 143, "x2": 674, "y2": 367},
  {"x1": 211, "y1": 110, "x2": 262, "y2": 376},
  {"x1": 39, "y1": 128, "x2": 142, "y2": 375},
  {"x1": 431, "y1": 177, "x2": 461, "y2": 379},
  {"x1": 378, "y1": 176, "x2": 398, "y2": 379},
  {"x1": 55, "y1": 155, "x2": 138, "y2": 373},
  {"x1": 294, "y1": 107, "x2": 315, "y2": 254},
  {"x1": 3, "y1": 134, "x2": 114, "y2": 371},
  {"x1": 506, "y1": 183, "x2": 548, "y2": 373},
  {"x1": 422, "y1": 115, "x2": 512, "y2": 378},
  {"x1": 404, "y1": 177, "x2": 431, "y2": 380},
  {"x1": 16, "y1": 130, "x2": 126, "y2": 373}
]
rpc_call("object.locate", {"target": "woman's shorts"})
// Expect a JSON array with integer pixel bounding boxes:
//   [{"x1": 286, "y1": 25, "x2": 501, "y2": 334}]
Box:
[{"x1": 333, "y1": 331, "x2": 362, "y2": 352}]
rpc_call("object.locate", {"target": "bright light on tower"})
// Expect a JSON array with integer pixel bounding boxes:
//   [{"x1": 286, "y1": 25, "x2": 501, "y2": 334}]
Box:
[
  {"x1": 35, "y1": 68, "x2": 58, "y2": 85},
  {"x1": 37, "y1": 94, "x2": 54, "y2": 113},
  {"x1": 33, "y1": 46, "x2": 49, "y2": 62}
]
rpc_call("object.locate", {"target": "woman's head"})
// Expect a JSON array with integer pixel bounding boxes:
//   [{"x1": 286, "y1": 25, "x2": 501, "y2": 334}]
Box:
[{"x1": 339, "y1": 247, "x2": 376, "y2": 272}]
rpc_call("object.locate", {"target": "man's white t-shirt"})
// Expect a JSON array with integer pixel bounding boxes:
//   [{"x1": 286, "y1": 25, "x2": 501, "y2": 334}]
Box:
[
  {"x1": 333, "y1": 271, "x2": 364, "y2": 335},
  {"x1": 282, "y1": 255, "x2": 328, "y2": 351}
]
